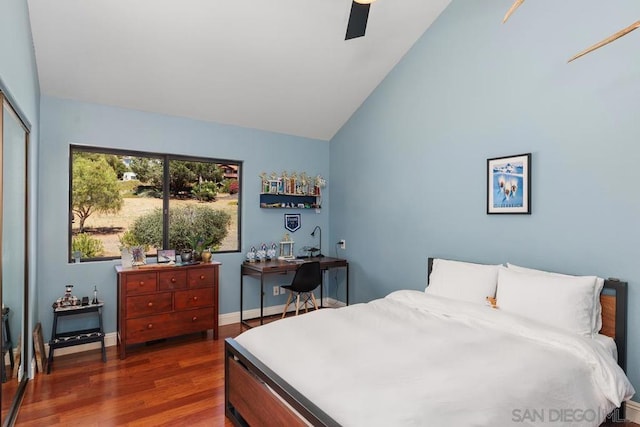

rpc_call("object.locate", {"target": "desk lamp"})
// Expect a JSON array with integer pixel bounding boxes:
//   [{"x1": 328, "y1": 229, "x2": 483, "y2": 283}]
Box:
[{"x1": 311, "y1": 226, "x2": 323, "y2": 258}]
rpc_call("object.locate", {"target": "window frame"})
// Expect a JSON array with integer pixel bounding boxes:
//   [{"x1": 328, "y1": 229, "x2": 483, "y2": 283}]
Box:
[{"x1": 68, "y1": 144, "x2": 242, "y2": 262}]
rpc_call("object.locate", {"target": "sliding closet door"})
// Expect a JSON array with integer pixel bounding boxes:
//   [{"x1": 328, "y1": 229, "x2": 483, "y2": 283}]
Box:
[{"x1": 1, "y1": 94, "x2": 29, "y2": 426}]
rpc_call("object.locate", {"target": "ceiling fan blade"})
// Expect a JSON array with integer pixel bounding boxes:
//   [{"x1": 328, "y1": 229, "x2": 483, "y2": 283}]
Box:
[
  {"x1": 345, "y1": 1, "x2": 370, "y2": 40},
  {"x1": 502, "y1": 0, "x2": 525, "y2": 24},
  {"x1": 568, "y1": 20, "x2": 640, "y2": 62}
]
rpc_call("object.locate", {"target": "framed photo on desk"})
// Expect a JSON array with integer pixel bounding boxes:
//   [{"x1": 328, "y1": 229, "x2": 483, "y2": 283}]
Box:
[{"x1": 157, "y1": 249, "x2": 176, "y2": 263}]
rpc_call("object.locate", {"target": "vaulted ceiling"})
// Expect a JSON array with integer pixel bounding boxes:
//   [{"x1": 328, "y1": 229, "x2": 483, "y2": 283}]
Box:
[{"x1": 27, "y1": 0, "x2": 452, "y2": 140}]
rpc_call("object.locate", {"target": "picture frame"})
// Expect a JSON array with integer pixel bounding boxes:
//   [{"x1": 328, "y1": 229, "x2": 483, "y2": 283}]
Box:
[
  {"x1": 487, "y1": 153, "x2": 531, "y2": 214},
  {"x1": 131, "y1": 245, "x2": 147, "y2": 266},
  {"x1": 284, "y1": 213, "x2": 301, "y2": 232},
  {"x1": 157, "y1": 249, "x2": 176, "y2": 263},
  {"x1": 33, "y1": 322, "x2": 47, "y2": 373}
]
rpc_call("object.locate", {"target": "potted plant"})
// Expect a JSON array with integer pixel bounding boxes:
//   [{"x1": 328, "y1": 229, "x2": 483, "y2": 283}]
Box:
[{"x1": 186, "y1": 234, "x2": 215, "y2": 262}]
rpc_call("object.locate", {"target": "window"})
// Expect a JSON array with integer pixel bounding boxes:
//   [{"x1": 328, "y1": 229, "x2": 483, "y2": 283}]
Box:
[{"x1": 69, "y1": 145, "x2": 241, "y2": 262}]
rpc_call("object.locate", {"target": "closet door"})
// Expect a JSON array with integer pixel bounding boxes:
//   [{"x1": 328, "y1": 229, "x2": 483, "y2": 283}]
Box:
[{"x1": 1, "y1": 93, "x2": 29, "y2": 426}]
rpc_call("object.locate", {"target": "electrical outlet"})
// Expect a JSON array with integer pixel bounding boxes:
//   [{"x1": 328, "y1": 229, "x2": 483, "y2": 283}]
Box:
[
  {"x1": 280, "y1": 286, "x2": 287, "y2": 295},
  {"x1": 338, "y1": 239, "x2": 346, "y2": 250},
  {"x1": 272, "y1": 285, "x2": 279, "y2": 296}
]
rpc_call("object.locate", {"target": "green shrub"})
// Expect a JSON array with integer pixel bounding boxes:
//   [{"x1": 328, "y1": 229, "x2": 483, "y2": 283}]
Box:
[
  {"x1": 130, "y1": 205, "x2": 230, "y2": 251},
  {"x1": 191, "y1": 181, "x2": 218, "y2": 201},
  {"x1": 221, "y1": 179, "x2": 239, "y2": 194},
  {"x1": 72, "y1": 233, "x2": 105, "y2": 258},
  {"x1": 118, "y1": 179, "x2": 141, "y2": 195},
  {"x1": 118, "y1": 230, "x2": 149, "y2": 251},
  {"x1": 135, "y1": 185, "x2": 163, "y2": 198}
]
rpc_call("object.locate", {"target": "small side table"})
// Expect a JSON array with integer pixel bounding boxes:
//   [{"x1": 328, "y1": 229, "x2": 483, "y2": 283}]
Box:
[
  {"x1": 47, "y1": 302, "x2": 106, "y2": 374},
  {"x1": 1, "y1": 307, "x2": 13, "y2": 382}
]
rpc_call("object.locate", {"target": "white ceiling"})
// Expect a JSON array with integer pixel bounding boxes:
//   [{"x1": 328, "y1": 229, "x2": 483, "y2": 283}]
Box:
[{"x1": 27, "y1": 0, "x2": 451, "y2": 141}]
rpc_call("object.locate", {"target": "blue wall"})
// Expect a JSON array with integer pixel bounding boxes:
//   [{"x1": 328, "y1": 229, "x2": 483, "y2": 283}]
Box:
[
  {"x1": 330, "y1": 0, "x2": 640, "y2": 400},
  {"x1": 0, "y1": 0, "x2": 40, "y2": 379},
  {"x1": 37, "y1": 96, "x2": 329, "y2": 340}
]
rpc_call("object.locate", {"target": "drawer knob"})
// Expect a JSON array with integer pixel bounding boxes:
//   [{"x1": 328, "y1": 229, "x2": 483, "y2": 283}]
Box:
[
  {"x1": 193, "y1": 296, "x2": 198, "y2": 301},
  {"x1": 147, "y1": 323, "x2": 153, "y2": 329},
  {"x1": 139, "y1": 281, "x2": 145, "y2": 286},
  {"x1": 192, "y1": 316, "x2": 198, "y2": 321},
  {"x1": 171, "y1": 277, "x2": 176, "y2": 283},
  {"x1": 199, "y1": 274, "x2": 205, "y2": 280},
  {"x1": 147, "y1": 302, "x2": 153, "y2": 307}
]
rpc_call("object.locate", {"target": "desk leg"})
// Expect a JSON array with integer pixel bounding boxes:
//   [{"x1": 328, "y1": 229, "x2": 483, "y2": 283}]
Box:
[
  {"x1": 320, "y1": 270, "x2": 324, "y2": 308},
  {"x1": 240, "y1": 273, "x2": 244, "y2": 326},
  {"x1": 260, "y1": 275, "x2": 264, "y2": 325},
  {"x1": 346, "y1": 264, "x2": 350, "y2": 306}
]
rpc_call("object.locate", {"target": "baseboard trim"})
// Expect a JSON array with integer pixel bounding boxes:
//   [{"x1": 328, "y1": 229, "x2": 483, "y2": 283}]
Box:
[{"x1": 626, "y1": 400, "x2": 640, "y2": 423}]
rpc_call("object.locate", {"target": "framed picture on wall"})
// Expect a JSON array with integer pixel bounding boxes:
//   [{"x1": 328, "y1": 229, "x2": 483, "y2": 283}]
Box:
[
  {"x1": 487, "y1": 153, "x2": 531, "y2": 214},
  {"x1": 33, "y1": 322, "x2": 47, "y2": 373}
]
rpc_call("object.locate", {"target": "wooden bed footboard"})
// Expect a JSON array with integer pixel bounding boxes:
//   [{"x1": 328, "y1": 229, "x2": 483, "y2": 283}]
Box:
[{"x1": 225, "y1": 338, "x2": 340, "y2": 427}]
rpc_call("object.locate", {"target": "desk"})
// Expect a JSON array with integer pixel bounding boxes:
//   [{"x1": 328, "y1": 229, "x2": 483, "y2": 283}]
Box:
[
  {"x1": 240, "y1": 257, "x2": 349, "y2": 328},
  {"x1": 47, "y1": 303, "x2": 106, "y2": 373}
]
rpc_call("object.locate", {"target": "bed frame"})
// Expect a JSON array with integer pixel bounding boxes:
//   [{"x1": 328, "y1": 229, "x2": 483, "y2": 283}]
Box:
[{"x1": 225, "y1": 258, "x2": 629, "y2": 426}]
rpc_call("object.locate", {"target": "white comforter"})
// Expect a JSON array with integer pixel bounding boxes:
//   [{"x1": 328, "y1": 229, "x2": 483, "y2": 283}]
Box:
[{"x1": 235, "y1": 290, "x2": 635, "y2": 426}]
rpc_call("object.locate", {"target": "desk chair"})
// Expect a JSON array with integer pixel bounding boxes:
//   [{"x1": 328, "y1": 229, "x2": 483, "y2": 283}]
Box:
[{"x1": 281, "y1": 262, "x2": 322, "y2": 318}]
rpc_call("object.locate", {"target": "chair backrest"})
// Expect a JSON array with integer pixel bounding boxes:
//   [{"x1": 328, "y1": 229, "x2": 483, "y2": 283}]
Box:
[{"x1": 290, "y1": 261, "x2": 322, "y2": 293}]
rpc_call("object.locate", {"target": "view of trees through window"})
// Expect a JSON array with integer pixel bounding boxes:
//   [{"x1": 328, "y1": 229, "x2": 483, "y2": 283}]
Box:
[{"x1": 70, "y1": 146, "x2": 241, "y2": 261}]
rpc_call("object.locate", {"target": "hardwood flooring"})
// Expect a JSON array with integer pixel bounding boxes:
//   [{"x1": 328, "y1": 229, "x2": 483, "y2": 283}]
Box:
[
  {"x1": 15, "y1": 324, "x2": 244, "y2": 426},
  {"x1": 12, "y1": 322, "x2": 640, "y2": 426}
]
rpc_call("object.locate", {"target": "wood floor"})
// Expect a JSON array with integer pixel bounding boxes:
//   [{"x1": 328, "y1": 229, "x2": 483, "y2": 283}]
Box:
[
  {"x1": 15, "y1": 324, "x2": 244, "y2": 426},
  {"x1": 12, "y1": 322, "x2": 640, "y2": 426}
]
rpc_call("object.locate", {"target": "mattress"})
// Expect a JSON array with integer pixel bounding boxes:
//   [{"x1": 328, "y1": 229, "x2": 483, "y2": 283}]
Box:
[{"x1": 235, "y1": 290, "x2": 634, "y2": 427}]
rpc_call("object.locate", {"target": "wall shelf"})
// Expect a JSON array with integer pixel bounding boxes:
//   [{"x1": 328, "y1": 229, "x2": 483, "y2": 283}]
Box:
[
  {"x1": 259, "y1": 172, "x2": 325, "y2": 209},
  {"x1": 259, "y1": 193, "x2": 320, "y2": 209}
]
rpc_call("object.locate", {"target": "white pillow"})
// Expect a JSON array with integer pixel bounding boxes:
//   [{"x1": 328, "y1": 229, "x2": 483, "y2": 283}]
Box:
[
  {"x1": 506, "y1": 263, "x2": 604, "y2": 335},
  {"x1": 497, "y1": 266, "x2": 597, "y2": 336},
  {"x1": 426, "y1": 259, "x2": 500, "y2": 305}
]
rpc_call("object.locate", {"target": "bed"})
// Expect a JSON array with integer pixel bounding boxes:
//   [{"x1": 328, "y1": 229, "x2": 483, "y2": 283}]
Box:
[{"x1": 225, "y1": 258, "x2": 635, "y2": 426}]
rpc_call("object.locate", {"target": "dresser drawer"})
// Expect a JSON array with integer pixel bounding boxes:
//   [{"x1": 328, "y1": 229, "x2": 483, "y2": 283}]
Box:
[
  {"x1": 175, "y1": 307, "x2": 215, "y2": 333},
  {"x1": 125, "y1": 308, "x2": 214, "y2": 343},
  {"x1": 188, "y1": 267, "x2": 217, "y2": 288},
  {"x1": 126, "y1": 314, "x2": 173, "y2": 343},
  {"x1": 126, "y1": 292, "x2": 172, "y2": 318},
  {"x1": 175, "y1": 288, "x2": 214, "y2": 310},
  {"x1": 124, "y1": 272, "x2": 157, "y2": 295},
  {"x1": 158, "y1": 270, "x2": 187, "y2": 291}
]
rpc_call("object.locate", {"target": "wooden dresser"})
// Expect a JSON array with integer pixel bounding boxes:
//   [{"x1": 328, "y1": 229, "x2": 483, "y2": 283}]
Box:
[{"x1": 115, "y1": 262, "x2": 220, "y2": 359}]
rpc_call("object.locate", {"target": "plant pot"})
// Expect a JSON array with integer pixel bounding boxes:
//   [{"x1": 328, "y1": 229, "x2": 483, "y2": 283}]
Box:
[
  {"x1": 201, "y1": 249, "x2": 212, "y2": 263},
  {"x1": 180, "y1": 250, "x2": 193, "y2": 263}
]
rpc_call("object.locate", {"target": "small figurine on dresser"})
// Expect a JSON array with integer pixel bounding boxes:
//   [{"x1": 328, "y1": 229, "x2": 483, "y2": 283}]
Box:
[
  {"x1": 246, "y1": 246, "x2": 257, "y2": 263},
  {"x1": 256, "y1": 243, "x2": 267, "y2": 262},
  {"x1": 267, "y1": 243, "x2": 277, "y2": 260},
  {"x1": 52, "y1": 284, "x2": 80, "y2": 309}
]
